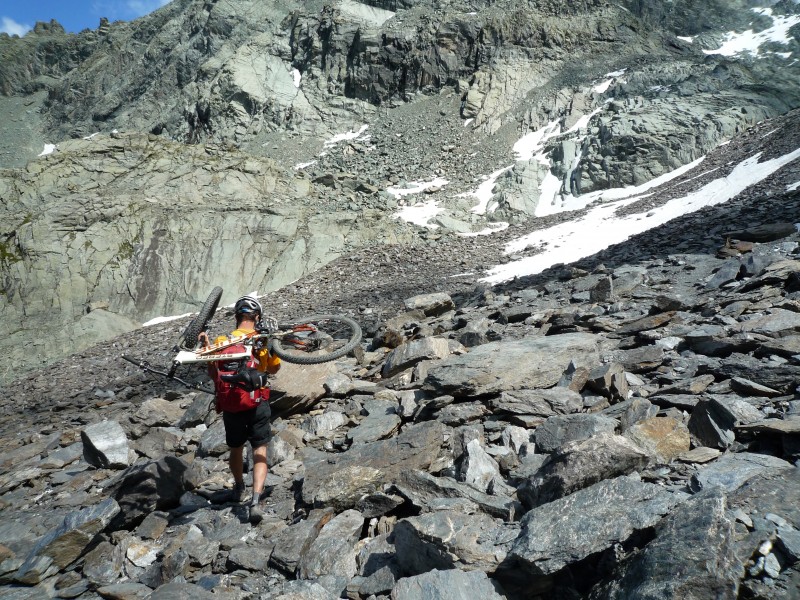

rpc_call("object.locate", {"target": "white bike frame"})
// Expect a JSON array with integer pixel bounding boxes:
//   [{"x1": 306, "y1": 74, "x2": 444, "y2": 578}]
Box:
[{"x1": 173, "y1": 332, "x2": 269, "y2": 365}]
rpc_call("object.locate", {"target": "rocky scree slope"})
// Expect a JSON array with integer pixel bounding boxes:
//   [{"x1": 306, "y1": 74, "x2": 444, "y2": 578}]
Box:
[
  {"x1": 1, "y1": 0, "x2": 799, "y2": 377},
  {"x1": 0, "y1": 112, "x2": 799, "y2": 598}
]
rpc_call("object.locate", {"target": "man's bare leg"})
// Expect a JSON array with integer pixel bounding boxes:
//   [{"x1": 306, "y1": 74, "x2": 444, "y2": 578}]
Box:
[{"x1": 250, "y1": 444, "x2": 268, "y2": 504}]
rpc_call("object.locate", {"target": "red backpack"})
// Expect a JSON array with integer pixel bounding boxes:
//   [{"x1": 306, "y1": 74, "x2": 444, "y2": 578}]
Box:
[{"x1": 208, "y1": 344, "x2": 270, "y2": 413}]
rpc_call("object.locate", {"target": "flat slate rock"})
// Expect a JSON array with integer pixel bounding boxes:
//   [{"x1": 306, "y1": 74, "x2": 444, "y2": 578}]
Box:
[
  {"x1": 510, "y1": 475, "x2": 685, "y2": 576},
  {"x1": 424, "y1": 334, "x2": 602, "y2": 397},
  {"x1": 393, "y1": 470, "x2": 518, "y2": 520},
  {"x1": 690, "y1": 452, "x2": 794, "y2": 493},
  {"x1": 518, "y1": 433, "x2": 651, "y2": 509},
  {"x1": 302, "y1": 421, "x2": 447, "y2": 510},
  {"x1": 589, "y1": 490, "x2": 741, "y2": 600},
  {"x1": 391, "y1": 568, "x2": 506, "y2": 600},
  {"x1": 392, "y1": 509, "x2": 517, "y2": 575}
]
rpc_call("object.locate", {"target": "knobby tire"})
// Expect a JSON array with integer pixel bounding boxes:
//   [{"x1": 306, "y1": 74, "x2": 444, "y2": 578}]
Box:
[
  {"x1": 179, "y1": 286, "x2": 223, "y2": 350},
  {"x1": 270, "y1": 314, "x2": 362, "y2": 364}
]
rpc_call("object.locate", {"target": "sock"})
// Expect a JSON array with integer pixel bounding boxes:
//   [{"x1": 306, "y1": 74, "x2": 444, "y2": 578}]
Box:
[{"x1": 250, "y1": 491, "x2": 261, "y2": 506}]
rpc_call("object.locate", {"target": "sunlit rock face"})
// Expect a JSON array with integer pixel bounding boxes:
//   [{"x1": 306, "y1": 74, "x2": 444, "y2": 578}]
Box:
[{"x1": 1, "y1": 0, "x2": 799, "y2": 376}]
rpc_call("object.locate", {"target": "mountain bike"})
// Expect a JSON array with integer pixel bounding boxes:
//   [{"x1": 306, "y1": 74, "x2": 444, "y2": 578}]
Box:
[{"x1": 123, "y1": 286, "x2": 362, "y2": 390}]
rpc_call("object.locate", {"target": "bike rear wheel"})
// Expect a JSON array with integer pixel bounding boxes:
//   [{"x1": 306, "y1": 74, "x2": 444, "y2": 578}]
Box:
[
  {"x1": 178, "y1": 286, "x2": 223, "y2": 350},
  {"x1": 270, "y1": 315, "x2": 362, "y2": 364}
]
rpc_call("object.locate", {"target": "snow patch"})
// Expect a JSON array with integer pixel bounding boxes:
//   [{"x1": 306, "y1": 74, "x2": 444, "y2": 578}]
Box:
[
  {"x1": 483, "y1": 147, "x2": 800, "y2": 283},
  {"x1": 459, "y1": 222, "x2": 510, "y2": 237},
  {"x1": 324, "y1": 125, "x2": 369, "y2": 148},
  {"x1": 38, "y1": 144, "x2": 56, "y2": 156},
  {"x1": 394, "y1": 200, "x2": 443, "y2": 229},
  {"x1": 535, "y1": 157, "x2": 705, "y2": 218},
  {"x1": 387, "y1": 177, "x2": 449, "y2": 198},
  {"x1": 703, "y1": 8, "x2": 800, "y2": 58},
  {"x1": 463, "y1": 167, "x2": 513, "y2": 215},
  {"x1": 513, "y1": 121, "x2": 561, "y2": 161},
  {"x1": 143, "y1": 313, "x2": 194, "y2": 327}
]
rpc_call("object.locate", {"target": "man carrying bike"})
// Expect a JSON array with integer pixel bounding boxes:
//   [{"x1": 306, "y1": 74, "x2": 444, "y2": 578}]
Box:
[{"x1": 200, "y1": 295, "x2": 280, "y2": 525}]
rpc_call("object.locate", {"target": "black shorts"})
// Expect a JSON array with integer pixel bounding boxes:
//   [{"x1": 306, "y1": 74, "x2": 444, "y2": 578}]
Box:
[{"x1": 222, "y1": 401, "x2": 272, "y2": 448}]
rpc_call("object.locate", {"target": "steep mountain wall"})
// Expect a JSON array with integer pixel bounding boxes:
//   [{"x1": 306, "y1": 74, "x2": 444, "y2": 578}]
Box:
[
  {"x1": 0, "y1": 0, "x2": 799, "y2": 377},
  {"x1": 0, "y1": 133, "x2": 415, "y2": 374}
]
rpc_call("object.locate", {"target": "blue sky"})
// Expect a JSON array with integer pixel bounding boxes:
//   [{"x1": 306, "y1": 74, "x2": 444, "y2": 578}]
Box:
[{"x1": 0, "y1": 0, "x2": 171, "y2": 35}]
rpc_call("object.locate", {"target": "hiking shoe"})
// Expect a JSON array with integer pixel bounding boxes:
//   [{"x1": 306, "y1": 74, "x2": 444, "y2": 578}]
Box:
[
  {"x1": 231, "y1": 481, "x2": 246, "y2": 503},
  {"x1": 249, "y1": 504, "x2": 264, "y2": 525}
]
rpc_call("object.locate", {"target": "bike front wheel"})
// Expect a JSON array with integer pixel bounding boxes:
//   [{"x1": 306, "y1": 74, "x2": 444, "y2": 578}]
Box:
[
  {"x1": 270, "y1": 315, "x2": 362, "y2": 364},
  {"x1": 178, "y1": 286, "x2": 223, "y2": 350}
]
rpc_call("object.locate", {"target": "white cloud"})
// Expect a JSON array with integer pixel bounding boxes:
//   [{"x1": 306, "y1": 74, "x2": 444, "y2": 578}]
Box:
[{"x1": 1, "y1": 17, "x2": 31, "y2": 37}]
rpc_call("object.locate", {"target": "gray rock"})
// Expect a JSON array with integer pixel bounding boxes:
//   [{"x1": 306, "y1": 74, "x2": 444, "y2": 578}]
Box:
[
  {"x1": 619, "y1": 398, "x2": 659, "y2": 432},
  {"x1": 177, "y1": 394, "x2": 213, "y2": 428},
  {"x1": 274, "y1": 580, "x2": 337, "y2": 599},
  {"x1": 19, "y1": 498, "x2": 120, "y2": 572},
  {"x1": 111, "y1": 456, "x2": 191, "y2": 529},
  {"x1": 735, "y1": 308, "x2": 800, "y2": 337},
  {"x1": 393, "y1": 470, "x2": 518, "y2": 521},
  {"x1": 356, "y1": 565, "x2": 397, "y2": 596},
  {"x1": 510, "y1": 475, "x2": 685, "y2": 575},
  {"x1": 404, "y1": 292, "x2": 455, "y2": 316},
  {"x1": 777, "y1": 528, "x2": 800, "y2": 564},
  {"x1": 347, "y1": 399, "x2": 401, "y2": 445},
  {"x1": 533, "y1": 413, "x2": 618, "y2": 453},
  {"x1": 458, "y1": 439, "x2": 502, "y2": 493},
  {"x1": 688, "y1": 396, "x2": 764, "y2": 449},
  {"x1": 690, "y1": 452, "x2": 794, "y2": 493},
  {"x1": 705, "y1": 258, "x2": 742, "y2": 290},
  {"x1": 590, "y1": 490, "x2": 742, "y2": 600},
  {"x1": 383, "y1": 337, "x2": 451, "y2": 378},
  {"x1": 133, "y1": 397, "x2": 184, "y2": 427},
  {"x1": 298, "y1": 509, "x2": 364, "y2": 579},
  {"x1": 458, "y1": 317, "x2": 491, "y2": 347},
  {"x1": 228, "y1": 545, "x2": 271, "y2": 572},
  {"x1": 424, "y1": 334, "x2": 602, "y2": 397},
  {"x1": 81, "y1": 420, "x2": 129, "y2": 469},
  {"x1": 96, "y1": 582, "x2": 153, "y2": 599},
  {"x1": 82, "y1": 540, "x2": 124, "y2": 587},
  {"x1": 324, "y1": 372, "x2": 354, "y2": 397},
  {"x1": 356, "y1": 492, "x2": 404, "y2": 518},
  {"x1": 391, "y1": 568, "x2": 506, "y2": 600},
  {"x1": 303, "y1": 411, "x2": 348, "y2": 437},
  {"x1": 149, "y1": 582, "x2": 216, "y2": 599},
  {"x1": 586, "y1": 362, "x2": 629, "y2": 402},
  {"x1": 518, "y1": 434, "x2": 651, "y2": 509},
  {"x1": 268, "y1": 435, "x2": 296, "y2": 466},
  {"x1": 196, "y1": 420, "x2": 228, "y2": 457},
  {"x1": 490, "y1": 388, "x2": 583, "y2": 417},
  {"x1": 269, "y1": 508, "x2": 334, "y2": 575},
  {"x1": 302, "y1": 421, "x2": 447, "y2": 510},
  {"x1": 501, "y1": 425, "x2": 531, "y2": 455},
  {"x1": 393, "y1": 510, "x2": 517, "y2": 575}
]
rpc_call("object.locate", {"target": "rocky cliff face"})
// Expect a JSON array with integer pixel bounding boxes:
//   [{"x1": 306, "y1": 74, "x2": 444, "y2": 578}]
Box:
[
  {"x1": 1, "y1": 0, "x2": 799, "y2": 374},
  {"x1": 0, "y1": 108, "x2": 798, "y2": 598}
]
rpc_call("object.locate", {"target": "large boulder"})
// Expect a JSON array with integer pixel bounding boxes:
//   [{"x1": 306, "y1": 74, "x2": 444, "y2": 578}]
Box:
[
  {"x1": 518, "y1": 434, "x2": 651, "y2": 509},
  {"x1": 301, "y1": 421, "x2": 448, "y2": 510},
  {"x1": 424, "y1": 334, "x2": 603, "y2": 397},
  {"x1": 509, "y1": 476, "x2": 686, "y2": 576}
]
